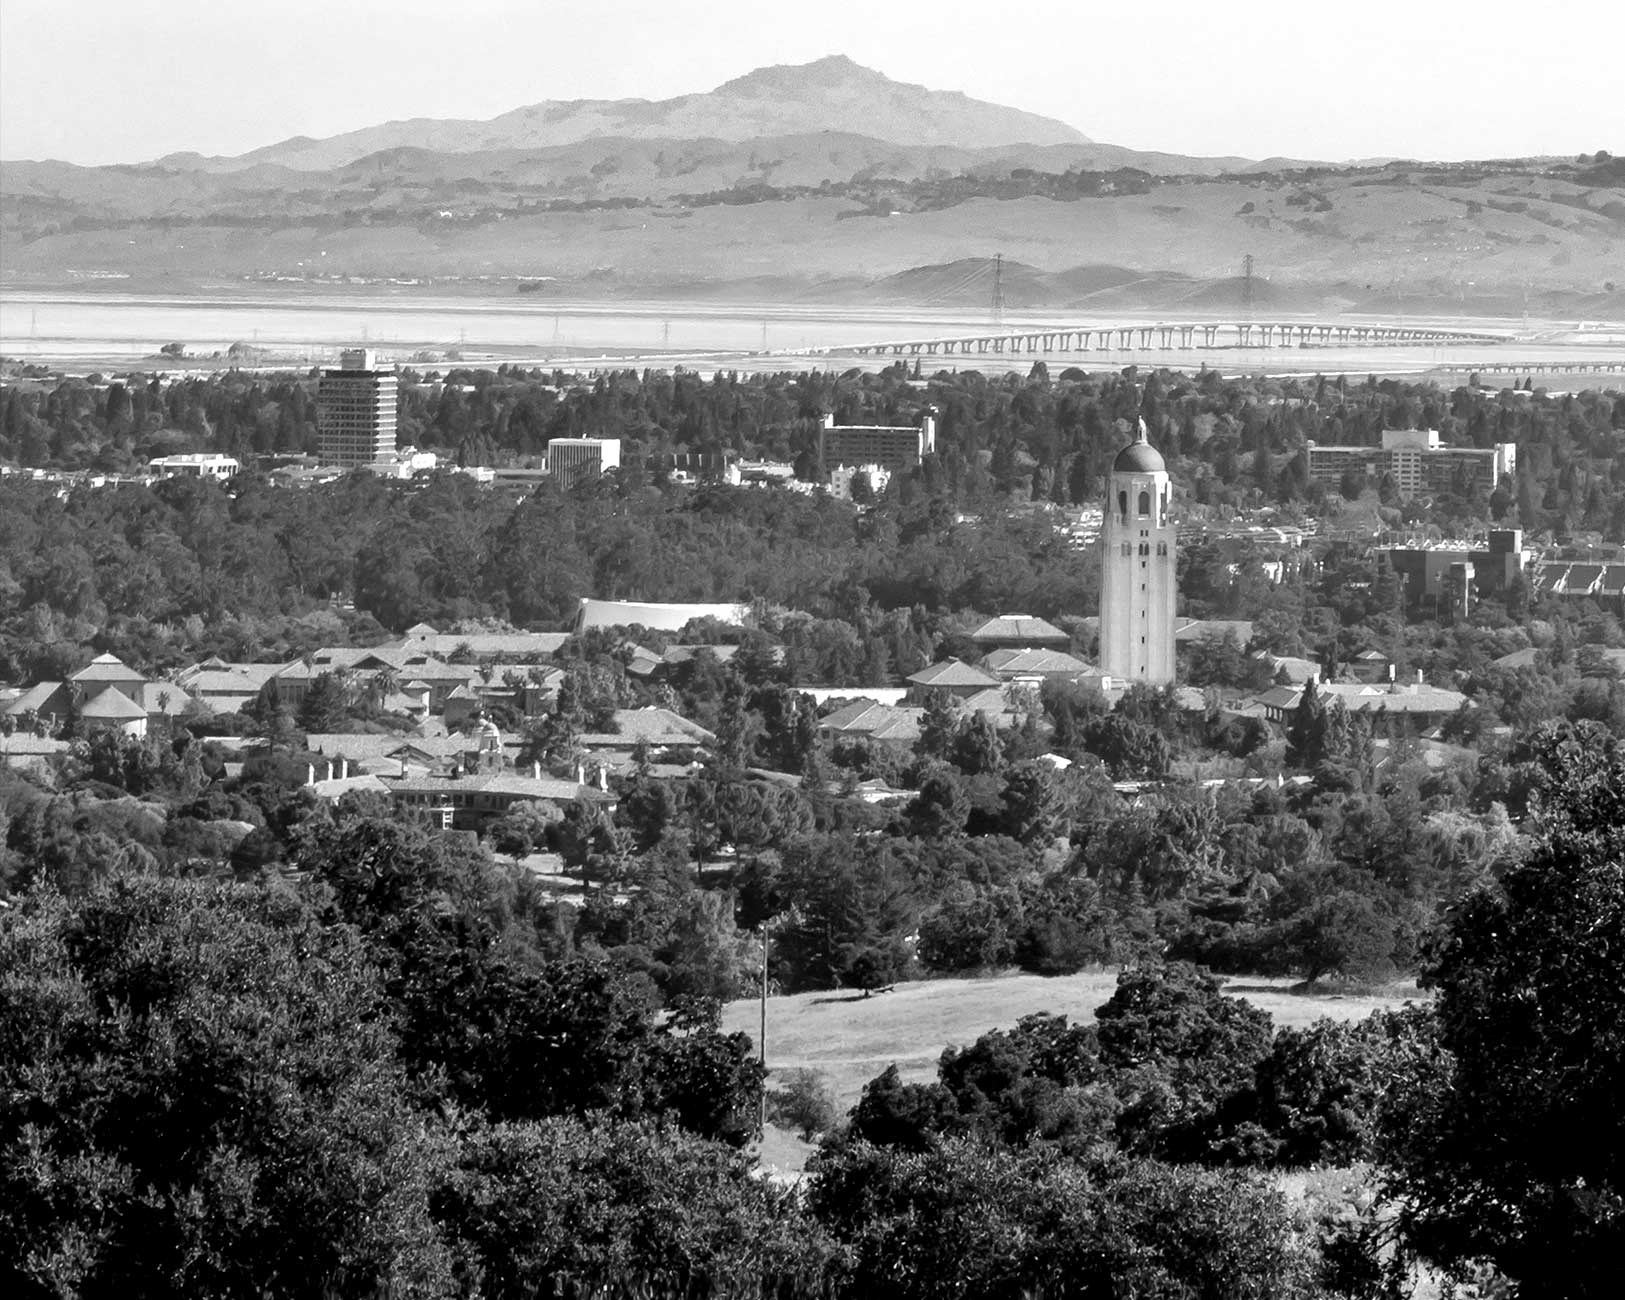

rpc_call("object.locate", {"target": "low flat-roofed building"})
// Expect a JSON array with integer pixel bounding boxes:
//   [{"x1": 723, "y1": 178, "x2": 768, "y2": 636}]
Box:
[
  {"x1": 148, "y1": 453, "x2": 240, "y2": 480},
  {"x1": 572, "y1": 599, "x2": 751, "y2": 634}
]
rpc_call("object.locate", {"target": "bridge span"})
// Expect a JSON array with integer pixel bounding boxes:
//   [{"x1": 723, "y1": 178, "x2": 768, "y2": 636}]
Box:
[{"x1": 820, "y1": 320, "x2": 1513, "y2": 358}]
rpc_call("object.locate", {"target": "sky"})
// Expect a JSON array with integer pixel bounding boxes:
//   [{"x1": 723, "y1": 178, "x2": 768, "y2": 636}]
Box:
[{"x1": 1, "y1": 0, "x2": 1618, "y2": 165}]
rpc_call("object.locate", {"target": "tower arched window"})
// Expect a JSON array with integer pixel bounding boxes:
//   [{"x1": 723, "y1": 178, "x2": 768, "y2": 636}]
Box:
[
  {"x1": 1137, "y1": 490, "x2": 1151, "y2": 517},
  {"x1": 1117, "y1": 490, "x2": 1128, "y2": 521}
]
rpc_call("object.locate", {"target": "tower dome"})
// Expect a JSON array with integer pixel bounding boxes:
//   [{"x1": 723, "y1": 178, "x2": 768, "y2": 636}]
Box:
[{"x1": 1113, "y1": 419, "x2": 1165, "y2": 474}]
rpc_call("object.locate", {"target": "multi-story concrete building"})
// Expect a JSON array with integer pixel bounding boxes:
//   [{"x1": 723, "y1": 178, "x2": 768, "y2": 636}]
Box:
[
  {"x1": 546, "y1": 437, "x2": 622, "y2": 486},
  {"x1": 318, "y1": 348, "x2": 398, "y2": 466},
  {"x1": 1099, "y1": 423, "x2": 1177, "y2": 685},
  {"x1": 818, "y1": 409, "x2": 937, "y2": 471},
  {"x1": 1382, "y1": 528, "x2": 1527, "y2": 612},
  {"x1": 1306, "y1": 429, "x2": 1516, "y2": 501}
]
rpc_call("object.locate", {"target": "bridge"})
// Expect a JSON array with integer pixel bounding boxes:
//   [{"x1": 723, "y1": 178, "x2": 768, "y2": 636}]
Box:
[{"x1": 819, "y1": 320, "x2": 1513, "y2": 358}]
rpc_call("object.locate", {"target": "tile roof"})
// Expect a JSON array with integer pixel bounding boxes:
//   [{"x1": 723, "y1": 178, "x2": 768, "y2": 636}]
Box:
[
  {"x1": 79, "y1": 687, "x2": 147, "y2": 720},
  {"x1": 388, "y1": 631, "x2": 573, "y2": 659},
  {"x1": 70, "y1": 654, "x2": 141, "y2": 683},
  {"x1": 960, "y1": 687, "x2": 1015, "y2": 716},
  {"x1": 908, "y1": 659, "x2": 1002, "y2": 689},
  {"x1": 175, "y1": 661, "x2": 282, "y2": 693},
  {"x1": 980, "y1": 647, "x2": 1093, "y2": 677},
  {"x1": 968, "y1": 615, "x2": 1069, "y2": 644},
  {"x1": 820, "y1": 702, "x2": 923, "y2": 742},
  {"x1": 578, "y1": 707, "x2": 716, "y2": 748},
  {"x1": 3, "y1": 682, "x2": 68, "y2": 716}
]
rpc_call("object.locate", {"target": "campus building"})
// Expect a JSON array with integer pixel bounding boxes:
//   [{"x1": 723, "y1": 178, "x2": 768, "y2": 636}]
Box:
[
  {"x1": 147, "y1": 453, "x2": 241, "y2": 480},
  {"x1": 546, "y1": 437, "x2": 622, "y2": 486},
  {"x1": 818, "y1": 409, "x2": 937, "y2": 472},
  {"x1": 1306, "y1": 428, "x2": 1516, "y2": 501},
  {"x1": 1099, "y1": 422, "x2": 1177, "y2": 685},
  {"x1": 318, "y1": 348, "x2": 398, "y2": 466},
  {"x1": 1381, "y1": 528, "x2": 1527, "y2": 613}
]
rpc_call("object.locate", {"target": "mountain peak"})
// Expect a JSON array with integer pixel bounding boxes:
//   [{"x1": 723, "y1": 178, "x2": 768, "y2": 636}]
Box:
[{"x1": 715, "y1": 54, "x2": 884, "y2": 94}]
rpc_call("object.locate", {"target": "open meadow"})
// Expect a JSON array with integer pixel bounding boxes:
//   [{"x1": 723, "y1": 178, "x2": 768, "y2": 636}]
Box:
[{"x1": 723, "y1": 969, "x2": 1426, "y2": 1176}]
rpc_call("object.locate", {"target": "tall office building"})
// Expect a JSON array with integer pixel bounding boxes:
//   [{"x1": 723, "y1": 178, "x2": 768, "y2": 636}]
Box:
[
  {"x1": 318, "y1": 348, "x2": 397, "y2": 466},
  {"x1": 1099, "y1": 421, "x2": 1177, "y2": 685}
]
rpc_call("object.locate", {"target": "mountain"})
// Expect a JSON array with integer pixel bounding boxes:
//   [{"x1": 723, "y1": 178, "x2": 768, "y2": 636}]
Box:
[
  {"x1": 3, "y1": 57, "x2": 1619, "y2": 313},
  {"x1": 156, "y1": 56, "x2": 1092, "y2": 174}
]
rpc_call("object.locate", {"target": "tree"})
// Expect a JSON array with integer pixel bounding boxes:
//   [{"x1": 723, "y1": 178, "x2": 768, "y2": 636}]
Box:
[
  {"x1": 1279, "y1": 890, "x2": 1394, "y2": 988},
  {"x1": 0, "y1": 875, "x2": 453, "y2": 1297},
  {"x1": 1094, "y1": 962, "x2": 1274, "y2": 1159},
  {"x1": 435, "y1": 1116, "x2": 837, "y2": 1297},
  {"x1": 488, "y1": 799, "x2": 559, "y2": 864},
  {"x1": 1285, "y1": 678, "x2": 1327, "y2": 769},
  {"x1": 296, "y1": 670, "x2": 349, "y2": 733},
  {"x1": 1379, "y1": 721, "x2": 1625, "y2": 1296}
]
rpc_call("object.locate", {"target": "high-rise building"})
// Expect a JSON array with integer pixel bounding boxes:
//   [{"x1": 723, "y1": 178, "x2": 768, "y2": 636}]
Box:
[
  {"x1": 1099, "y1": 422, "x2": 1177, "y2": 685},
  {"x1": 546, "y1": 437, "x2": 622, "y2": 487},
  {"x1": 818, "y1": 409, "x2": 936, "y2": 472},
  {"x1": 318, "y1": 348, "x2": 397, "y2": 466}
]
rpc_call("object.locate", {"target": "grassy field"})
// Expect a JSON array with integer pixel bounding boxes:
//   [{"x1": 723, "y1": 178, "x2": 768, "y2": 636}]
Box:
[{"x1": 722, "y1": 969, "x2": 1425, "y2": 1177}]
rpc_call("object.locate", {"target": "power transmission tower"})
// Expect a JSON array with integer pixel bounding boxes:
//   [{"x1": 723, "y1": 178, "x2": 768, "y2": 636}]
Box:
[
  {"x1": 1242, "y1": 254, "x2": 1255, "y2": 312},
  {"x1": 991, "y1": 253, "x2": 1005, "y2": 329}
]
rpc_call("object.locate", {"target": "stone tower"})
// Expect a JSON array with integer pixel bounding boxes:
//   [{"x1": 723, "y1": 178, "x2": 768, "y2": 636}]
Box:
[{"x1": 1099, "y1": 420, "x2": 1177, "y2": 685}]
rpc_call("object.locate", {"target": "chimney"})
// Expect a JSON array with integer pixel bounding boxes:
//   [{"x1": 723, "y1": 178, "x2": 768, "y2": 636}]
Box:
[
  {"x1": 324, "y1": 759, "x2": 334, "y2": 781},
  {"x1": 1416, "y1": 667, "x2": 1424, "y2": 684},
  {"x1": 596, "y1": 764, "x2": 608, "y2": 792},
  {"x1": 400, "y1": 757, "x2": 408, "y2": 778},
  {"x1": 573, "y1": 761, "x2": 584, "y2": 784},
  {"x1": 306, "y1": 763, "x2": 316, "y2": 786},
  {"x1": 337, "y1": 756, "x2": 348, "y2": 780},
  {"x1": 531, "y1": 761, "x2": 541, "y2": 780}
]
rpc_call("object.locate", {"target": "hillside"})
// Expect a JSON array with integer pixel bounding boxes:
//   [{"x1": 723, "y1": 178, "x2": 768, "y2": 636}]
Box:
[
  {"x1": 4, "y1": 165, "x2": 1619, "y2": 314},
  {"x1": 152, "y1": 56, "x2": 1092, "y2": 173}
]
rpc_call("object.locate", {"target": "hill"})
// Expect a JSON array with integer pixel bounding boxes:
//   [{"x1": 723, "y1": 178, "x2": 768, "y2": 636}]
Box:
[{"x1": 153, "y1": 56, "x2": 1093, "y2": 173}]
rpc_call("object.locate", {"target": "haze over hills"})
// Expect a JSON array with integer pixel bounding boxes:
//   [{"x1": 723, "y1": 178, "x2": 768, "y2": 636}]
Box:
[
  {"x1": 154, "y1": 56, "x2": 1093, "y2": 174},
  {"x1": 1, "y1": 55, "x2": 1620, "y2": 315}
]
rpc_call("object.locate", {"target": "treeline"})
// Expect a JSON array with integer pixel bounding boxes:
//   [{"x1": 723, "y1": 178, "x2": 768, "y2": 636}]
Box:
[{"x1": 8, "y1": 365, "x2": 1621, "y2": 530}]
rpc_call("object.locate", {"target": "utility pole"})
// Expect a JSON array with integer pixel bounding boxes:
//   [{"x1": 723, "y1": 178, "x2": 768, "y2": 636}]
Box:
[
  {"x1": 991, "y1": 253, "x2": 1005, "y2": 330},
  {"x1": 758, "y1": 917, "x2": 771, "y2": 1136},
  {"x1": 1242, "y1": 254, "x2": 1255, "y2": 312}
]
